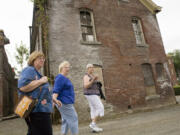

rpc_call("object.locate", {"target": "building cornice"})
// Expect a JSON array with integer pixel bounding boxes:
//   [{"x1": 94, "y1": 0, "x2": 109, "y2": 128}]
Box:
[{"x1": 139, "y1": 0, "x2": 162, "y2": 14}]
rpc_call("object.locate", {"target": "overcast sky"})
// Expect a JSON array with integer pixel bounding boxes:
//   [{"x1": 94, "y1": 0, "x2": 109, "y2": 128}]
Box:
[
  {"x1": 0, "y1": 0, "x2": 33, "y2": 69},
  {"x1": 0, "y1": 0, "x2": 180, "y2": 68}
]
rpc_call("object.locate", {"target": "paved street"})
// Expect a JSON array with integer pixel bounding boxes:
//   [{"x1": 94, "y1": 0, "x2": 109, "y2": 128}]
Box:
[{"x1": 1, "y1": 104, "x2": 180, "y2": 135}]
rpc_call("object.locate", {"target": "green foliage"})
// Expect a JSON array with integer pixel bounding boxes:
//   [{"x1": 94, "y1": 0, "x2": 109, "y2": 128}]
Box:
[
  {"x1": 30, "y1": 0, "x2": 49, "y2": 50},
  {"x1": 173, "y1": 50, "x2": 180, "y2": 70},
  {"x1": 15, "y1": 41, "x2": 29, "y2": 74},
  {"x1": 30, "y1": 0, "x2": 48, "y2": 23},
  {"x1": 174, "y1": 85, "x2": 180, "y2": 95},
  {"x1": 30, "y1": 0, "x2": 49, "y2": 77}
]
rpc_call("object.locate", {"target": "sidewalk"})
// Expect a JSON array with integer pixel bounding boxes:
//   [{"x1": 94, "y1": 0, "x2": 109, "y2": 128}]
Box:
[{"x1": 1, "y1": 104, "x2": 180, "y2": 135}]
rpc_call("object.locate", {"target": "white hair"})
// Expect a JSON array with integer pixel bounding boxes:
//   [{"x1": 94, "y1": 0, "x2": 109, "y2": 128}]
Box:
[{"x1": 86, "y1": 64, "x2": 93, "y2": 69}]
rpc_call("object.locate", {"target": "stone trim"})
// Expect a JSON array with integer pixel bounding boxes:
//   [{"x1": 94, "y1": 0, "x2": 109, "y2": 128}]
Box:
[
  {"x1": 145, "y1": 94, "x2": 160, "y2": 101},
  {"x1": 80, "y1": 40, "x2": 102, "y2": 45},
  {"x1": 136, "y1": 43, "x2": 149, "y2": 48}
]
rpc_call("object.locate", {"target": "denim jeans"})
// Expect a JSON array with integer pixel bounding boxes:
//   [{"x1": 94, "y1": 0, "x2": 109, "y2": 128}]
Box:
[{"x1": 56, "y1": 104, "x2": 78, "y2": 135}]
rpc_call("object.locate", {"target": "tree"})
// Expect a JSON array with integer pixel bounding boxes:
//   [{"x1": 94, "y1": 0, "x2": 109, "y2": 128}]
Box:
[
  {"x1": 168, "y1": 49, "x2": 180, "y2": 79},
  {"x1": 15, "y1": 41, "x2": 29, "y2": 75}
]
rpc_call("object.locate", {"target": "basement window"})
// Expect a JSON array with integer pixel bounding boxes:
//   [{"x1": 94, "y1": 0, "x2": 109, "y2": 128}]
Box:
[
  {"x1": 79, "y1": 9, "x2": 101, "y2": 45},
  {"x1": 132, "y1": 17, "x2": 147, "y2": 47}
]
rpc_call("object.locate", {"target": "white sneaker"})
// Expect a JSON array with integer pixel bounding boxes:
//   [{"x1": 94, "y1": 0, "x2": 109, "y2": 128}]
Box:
[{"x1": 89, "y1": 123, "x2": 103, "y2": 132}]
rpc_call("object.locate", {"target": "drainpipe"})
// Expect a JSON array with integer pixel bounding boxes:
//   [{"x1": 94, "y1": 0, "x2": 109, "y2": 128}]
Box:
[{"x1": 29, "y1": 26, "x2": 32, "y2": 51}]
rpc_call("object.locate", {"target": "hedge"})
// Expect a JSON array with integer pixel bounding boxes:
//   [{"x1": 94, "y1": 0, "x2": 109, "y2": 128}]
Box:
[{"x1": 174, "y1": 85, "x2": 180, "y2": 95}]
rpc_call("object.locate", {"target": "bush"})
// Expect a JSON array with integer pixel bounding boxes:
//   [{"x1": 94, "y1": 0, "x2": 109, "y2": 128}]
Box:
[{"x1": 174, "y1": 85, "x2": 180, "y2": 95}]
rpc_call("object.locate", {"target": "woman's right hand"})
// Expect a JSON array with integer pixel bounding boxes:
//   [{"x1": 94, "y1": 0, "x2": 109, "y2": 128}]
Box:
[
  {"x1": 39, "y1": 76, "x2": 48, "y2": 84},
  {"x1": 93, "y1": 76, "x2": 98, "y2": 81},
  {"x1": 52, "y1": 93, "x2": 62, "y2": 107},
  {"x1": 55, "y1": 99, "x2": 62, "y2": 107}
]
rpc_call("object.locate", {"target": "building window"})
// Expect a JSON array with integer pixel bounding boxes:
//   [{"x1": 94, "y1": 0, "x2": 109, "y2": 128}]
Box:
[
  {"x1": 80, "y1": 9, "x2": 100, "y2": 45},
  {"x1": 132, "y1": 17, "x2": 146, "y2": 46},
  {"x1": 117, "y1": 0, "x2": 129, "y2": 5},
  {"x1": 141, "y1": 63, "x2": 155, "y2": 86},
  {"x1": 80, "y1": 9, "x2": 94, "y2": 42},
  {"x1": 141, "y1": 63, "x2": 157, "y2": 97},
  {"x1": 118, "y1": 0, "x2": 129, "y2": 2},
  {"x1": 168, "y1": 59, "x2": 171, "y2": 64},
  {"x1": 156, "y1": 63, "x2": 167, "y2": 81}
]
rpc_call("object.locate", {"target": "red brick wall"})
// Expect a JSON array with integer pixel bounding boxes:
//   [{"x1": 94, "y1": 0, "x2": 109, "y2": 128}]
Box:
[
  {"x1": 45, "y1": 0, "x2": 176, "y2": 121},
  {"x1": 76, "y1": 0, "x2": 175, "y2": 109},
  {"x1": 167, "y1": 57, "x2": 178, "y2": 86}
]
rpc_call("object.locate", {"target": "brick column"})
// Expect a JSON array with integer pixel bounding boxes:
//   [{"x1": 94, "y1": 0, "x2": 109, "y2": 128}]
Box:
[{"x1": 0, "y1": 30, "x2": 15, "y2": 117}]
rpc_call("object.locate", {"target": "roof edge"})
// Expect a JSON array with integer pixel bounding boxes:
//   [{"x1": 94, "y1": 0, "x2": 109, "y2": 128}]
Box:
[{"x1": 139, "y1": 0, "x2": 162, "y2": 14}]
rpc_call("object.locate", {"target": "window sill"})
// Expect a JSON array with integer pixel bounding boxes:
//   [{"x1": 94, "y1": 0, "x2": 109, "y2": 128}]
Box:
[
  {"x1": 118, "y1": 0, "x2": 129, "y2": 4},
  {"x1": 136, "y1": 43, "x2": 149, "y2": 48},
  {"x1": 80, "y1": 40, "x2": 102, "y2": 45},
  {"x1": 121, "y1": 0, "x2": 129, "y2": 2}
]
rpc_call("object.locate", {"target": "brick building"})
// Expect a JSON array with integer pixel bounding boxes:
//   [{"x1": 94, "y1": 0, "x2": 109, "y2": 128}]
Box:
[
  {"x1": 30, "y1": 0, "x2": 176, "y2": 122},
  {"x1": 167, "y1": 56, "x2": 178, "y2": 86}
]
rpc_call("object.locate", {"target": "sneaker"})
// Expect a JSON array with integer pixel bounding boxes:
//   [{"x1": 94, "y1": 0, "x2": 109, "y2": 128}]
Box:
[
  {"x1": 96, "y1": 126, "x2": 103, "y2": 132},
  {"x1": 89, "y1": 123, "x2": 103, "y2": 132}
]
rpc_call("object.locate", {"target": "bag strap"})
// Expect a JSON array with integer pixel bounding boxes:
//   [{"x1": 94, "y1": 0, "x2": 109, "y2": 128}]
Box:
[
  {"x1": 85, "y1": 73, "x2": 93, "y2": 81},
  {"x1": 33, "y1": 67, "x2": 44, "y2": 100},
  {"x1": 36, "y1": 86, "x2": 43, "y2": 99}
]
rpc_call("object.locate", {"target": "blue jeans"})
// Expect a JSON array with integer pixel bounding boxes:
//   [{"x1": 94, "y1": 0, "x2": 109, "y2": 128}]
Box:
[{"x1": 56, "y1": 104, "x2": 78, "y2": 135}]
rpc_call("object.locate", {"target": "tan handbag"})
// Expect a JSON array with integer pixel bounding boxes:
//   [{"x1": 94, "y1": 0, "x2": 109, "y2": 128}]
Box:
[
  {"x1": 14, "y1": 95, "x2": 38, "y2": 118},
  {"x1": 14, "y1": 87, "x2": 42, "y2": 118}
]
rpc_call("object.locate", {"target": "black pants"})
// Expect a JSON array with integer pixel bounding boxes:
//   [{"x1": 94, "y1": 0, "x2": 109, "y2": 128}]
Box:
[{"x1": 25, "y1": 112, "x2": 52, "y2": 135}]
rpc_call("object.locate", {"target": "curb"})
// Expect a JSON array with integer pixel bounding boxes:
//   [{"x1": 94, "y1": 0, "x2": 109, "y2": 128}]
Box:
[{"x1": 0, "y1": 114, "x2": 19, "y2": 122}]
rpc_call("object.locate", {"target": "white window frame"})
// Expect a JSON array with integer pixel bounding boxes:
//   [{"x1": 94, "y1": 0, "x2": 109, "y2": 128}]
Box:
[
  {"x1": 79, "y1": 8, "x2": 101, "y2": 45},
  {"x1": 132, "y1": 17, "x2": 147, "y2": 47}
]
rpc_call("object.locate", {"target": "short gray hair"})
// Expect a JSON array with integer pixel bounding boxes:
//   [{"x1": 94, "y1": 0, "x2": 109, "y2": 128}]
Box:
[{"x1": 86, "y1": 64, "x2": 93, "y2": 69}]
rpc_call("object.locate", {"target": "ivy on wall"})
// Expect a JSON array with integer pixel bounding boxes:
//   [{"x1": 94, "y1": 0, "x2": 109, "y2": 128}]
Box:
[{"x1": 31, "y1": 0, "x2": 50, "y2": 78}]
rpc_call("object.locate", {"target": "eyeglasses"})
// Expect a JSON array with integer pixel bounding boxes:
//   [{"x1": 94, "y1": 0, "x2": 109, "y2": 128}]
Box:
[
  {"x1": 38, "y1": 57, "x2": 45, "y2": 61},
  {"x1": 64, "y1": 66, "x2": 72, "y2": 69}
]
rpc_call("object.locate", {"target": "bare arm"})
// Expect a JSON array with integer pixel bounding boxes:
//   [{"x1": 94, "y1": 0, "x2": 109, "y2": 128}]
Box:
[
  {"x1": 19, "y1": 76, "x2": 48, "y2": 92},
  {"x1": 83, "y1": 75, "x2": 97, "y2": 89},
  {"x1": 52, "y1": 93, "x2": 62, "y2": 107}
]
